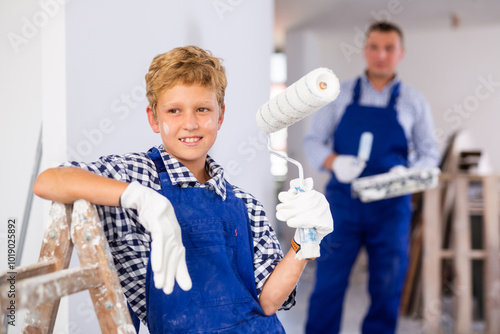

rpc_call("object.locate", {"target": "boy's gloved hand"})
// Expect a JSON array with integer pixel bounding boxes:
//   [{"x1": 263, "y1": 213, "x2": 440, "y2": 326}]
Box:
[
  {"x1": 332, "y1": 155, "x2": 366, "y2": 183},
  {"x1": 120, "y1": 181, "x2": 192, "y2": 294},
  {"x1": 276, "y1": 178, "x2": 333, "y2": 258}
]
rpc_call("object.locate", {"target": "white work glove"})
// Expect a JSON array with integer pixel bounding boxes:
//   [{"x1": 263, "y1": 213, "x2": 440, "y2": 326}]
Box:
[
  {"x1": 120, "y1": 181, "x2": 192, "y2": 294},
  {"x1": 389, "y1": 165, "x2": 407, "y2": 175},
  {"x1": 332, "y1": 155, "x2": 366, "y2": 183},
  {"x1": 276, "y1": 178, "x2": 333, "y2": 259}
]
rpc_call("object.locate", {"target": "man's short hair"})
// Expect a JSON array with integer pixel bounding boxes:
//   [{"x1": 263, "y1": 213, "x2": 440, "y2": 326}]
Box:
[{"x1": 367, "y1": 21, "x2": 404, "y2": 45}]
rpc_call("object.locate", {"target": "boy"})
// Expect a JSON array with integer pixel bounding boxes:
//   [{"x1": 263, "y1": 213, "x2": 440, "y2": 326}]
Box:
[{"x1": 34, "y1": 46, "x2": 333, "y2": 333}]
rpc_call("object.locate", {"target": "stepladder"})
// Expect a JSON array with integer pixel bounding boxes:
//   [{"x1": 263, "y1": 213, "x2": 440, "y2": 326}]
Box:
[
  {"x1": 0, "y1": 200, "x2": 136, "y2": 334},
  {"x1": 422, "y1": 173, "x2": 500, "y2": 334}
]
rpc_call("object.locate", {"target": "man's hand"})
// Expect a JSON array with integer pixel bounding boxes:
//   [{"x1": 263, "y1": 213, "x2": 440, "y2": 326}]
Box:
[
  {"x1": 120, "y1": 181, "x2": 192, "y2": 294},
  {"x1": 332, "y1": 155, "x2": 366, "y2": 183}
]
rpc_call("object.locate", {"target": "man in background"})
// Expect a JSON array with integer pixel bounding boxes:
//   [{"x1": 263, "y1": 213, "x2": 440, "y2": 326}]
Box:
[{"x1": 303, "y1": 21, "x2": 440, "y2": 333}]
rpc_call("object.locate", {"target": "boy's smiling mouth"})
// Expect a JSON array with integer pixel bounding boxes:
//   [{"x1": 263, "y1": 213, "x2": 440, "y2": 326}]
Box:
[{"x1": 180, "y1": 137, "x2": 202, "y2": 143}]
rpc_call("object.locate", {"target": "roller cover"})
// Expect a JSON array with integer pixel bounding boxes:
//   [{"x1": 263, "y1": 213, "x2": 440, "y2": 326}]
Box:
[
  {"x1": 351, "y1": 167, "x2": 441, "y2": 202},
  {"x1": 256, "y1": 67, "x2": 340, "y2": 133}
]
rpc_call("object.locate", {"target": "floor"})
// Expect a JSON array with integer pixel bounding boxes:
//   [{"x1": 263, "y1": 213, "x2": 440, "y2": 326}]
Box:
[{"x1": 276, "y1": 249, "x2": 424, "y2": 334}]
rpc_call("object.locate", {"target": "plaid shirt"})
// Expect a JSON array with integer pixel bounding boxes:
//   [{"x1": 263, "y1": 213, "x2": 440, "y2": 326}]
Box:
[{"x1": 63, "y1": 145, "x2": 295, "y2": 323}]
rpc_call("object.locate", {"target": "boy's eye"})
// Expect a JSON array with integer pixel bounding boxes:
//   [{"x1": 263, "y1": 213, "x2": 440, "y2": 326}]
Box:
[
  {"x1": 168, "y1": 109, "x2": 180, "y2": 114},
  {"x1": 197, "y1": 107, "x2": 209, "y2": 112}
]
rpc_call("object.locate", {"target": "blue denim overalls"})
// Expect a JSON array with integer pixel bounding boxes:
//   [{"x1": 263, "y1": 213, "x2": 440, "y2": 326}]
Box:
[
  {"x1": 306, "y1": 78, "x2": 412, "y2": 334},
  {"x1": 144, "y1": 147, "x2": 285, "y2": 334}
]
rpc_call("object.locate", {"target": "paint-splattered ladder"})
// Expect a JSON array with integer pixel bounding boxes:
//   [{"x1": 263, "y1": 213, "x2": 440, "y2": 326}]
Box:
[
  {"x1": 0, "y1": 200, "x2": 135, "y2": 334},
  {"x1": 422, "y1": 174, "x2": 500, "y2": 334}
]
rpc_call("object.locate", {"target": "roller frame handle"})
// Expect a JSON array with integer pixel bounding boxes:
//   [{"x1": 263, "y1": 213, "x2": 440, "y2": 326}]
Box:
[{"x1": 294, "y1": 185, "x2": 321, "y2": 260}]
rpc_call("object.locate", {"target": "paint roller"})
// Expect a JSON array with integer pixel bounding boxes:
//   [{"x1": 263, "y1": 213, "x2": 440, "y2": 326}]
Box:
[
  {"x1": 352, "y1": 131, "x2": 440, "y2": 202},
  {"x1": 352, "y1": 167, "x2": 440, "y2": 202},
  {"x1": 256, "y1": 67, "x2": 340, "y2": 259},
  {"x1": 351, "y1": 129, "x2": 440, "y2": 202}
]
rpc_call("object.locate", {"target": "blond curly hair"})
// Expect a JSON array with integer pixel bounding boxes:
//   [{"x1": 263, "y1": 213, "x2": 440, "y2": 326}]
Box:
[{"x1": 145, "y1": 46, "x2": 227, "y2": 122}]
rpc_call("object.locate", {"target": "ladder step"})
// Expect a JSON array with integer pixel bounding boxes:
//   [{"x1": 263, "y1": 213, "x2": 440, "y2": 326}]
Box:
[{"x1": 3, "y1": 264, "x2": 101, "y2": 311}]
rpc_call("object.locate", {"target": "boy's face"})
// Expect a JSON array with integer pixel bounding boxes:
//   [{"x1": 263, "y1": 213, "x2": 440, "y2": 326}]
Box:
[{"x1": 147, "y1": 84, "x2": 224, "y2": 172}]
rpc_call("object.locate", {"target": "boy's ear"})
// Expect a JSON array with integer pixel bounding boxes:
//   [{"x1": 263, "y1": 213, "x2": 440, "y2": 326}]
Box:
[
  {"x1": 147, "y1": 106, "x2": 160, "y2": 133},
  {"x1": 218, "y1": 104, "x2": 225, "y2": 130}
]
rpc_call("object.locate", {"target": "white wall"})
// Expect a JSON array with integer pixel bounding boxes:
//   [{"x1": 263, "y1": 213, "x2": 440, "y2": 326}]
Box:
[
  {"x1": 400, "y1": 25, "x2": 500, "y2": 170},
  {"x1": 285, "y1": 23, "x2": 500, "y2": 193},
  {"x1": 1, "y1": 1, "x2": 275, "y2": 333},
  {"x1": 0, "y1": 1, "x2": 51, "y2": 332},
  {"x1": 0, "y1": 0, "x2": 43, "y2": 268}
]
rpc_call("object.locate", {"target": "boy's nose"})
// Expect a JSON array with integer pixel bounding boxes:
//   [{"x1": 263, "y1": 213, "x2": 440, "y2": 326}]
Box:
[{"x1": 183, "y1": 112, "x2": 199, "y2": 130}]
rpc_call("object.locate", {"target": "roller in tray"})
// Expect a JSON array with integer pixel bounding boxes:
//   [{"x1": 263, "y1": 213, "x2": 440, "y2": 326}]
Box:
[{"x1": 351, "y1": 167, "x2": 441, "y2": 202}]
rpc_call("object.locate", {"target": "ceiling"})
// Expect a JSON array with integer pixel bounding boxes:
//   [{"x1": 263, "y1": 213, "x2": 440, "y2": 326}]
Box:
[{"x1": 274, "y1": 0, "x2": 500, "y2": 50}]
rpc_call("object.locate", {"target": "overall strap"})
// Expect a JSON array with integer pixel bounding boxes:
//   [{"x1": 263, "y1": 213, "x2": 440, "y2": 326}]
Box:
[
  {"x1": 351, "y1": 77, "x2": 362, "y2": 104},
  {"x1": 147, "y1": 147, "x2": 172, "y2": 189},
  {"x1": 388, "y1": 81, "x2": 401, "y2": 108}
]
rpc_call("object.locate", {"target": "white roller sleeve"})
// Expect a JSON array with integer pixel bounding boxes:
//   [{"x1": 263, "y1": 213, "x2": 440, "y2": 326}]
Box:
[{"x1": 256, "y1": 67, "x2": 340, "y2": 133}]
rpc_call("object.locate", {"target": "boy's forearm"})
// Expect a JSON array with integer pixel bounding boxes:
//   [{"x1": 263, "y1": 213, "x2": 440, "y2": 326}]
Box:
[
  {"x1": 259, "y1": 248, "x2": 307, "y2": 315},
  {"x1": 33, "y1": 167, "x2": 129, "y2": 206}
]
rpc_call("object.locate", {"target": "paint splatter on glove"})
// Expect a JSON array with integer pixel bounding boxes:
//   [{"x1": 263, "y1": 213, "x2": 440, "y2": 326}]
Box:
[
  {"x1": 120, "y1": 181, "x2": 192, "y2": 294},
  {"x1": 332, "y1": 155, "x2": 366, "y2": 183}
]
